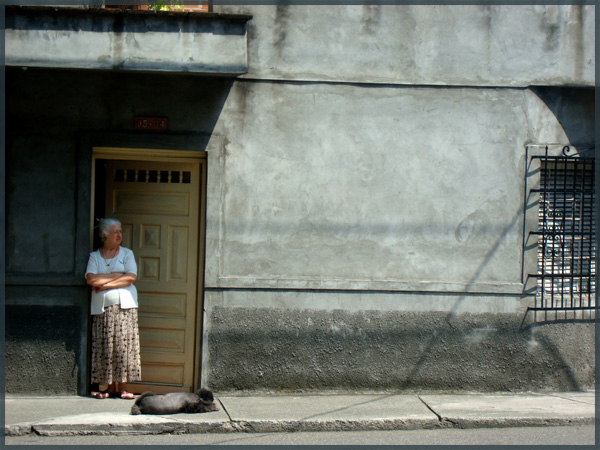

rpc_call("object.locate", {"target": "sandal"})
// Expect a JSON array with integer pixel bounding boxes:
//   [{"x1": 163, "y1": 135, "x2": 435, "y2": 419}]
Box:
[
  {"x1": 91, "y1": 391, "x2": 110, "y2": 399},
  {"x1": 119, "y1": 391, "x2": 135, "y2": 399}
]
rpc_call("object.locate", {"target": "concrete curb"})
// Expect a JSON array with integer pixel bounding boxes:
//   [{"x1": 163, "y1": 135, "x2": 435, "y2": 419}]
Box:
[
  {"x1": 5, "y1": 423, "x2": 35, "y2": 437},
  {"x1": 5, "y1": 413, "x2": 236, "y2": 437},
  {"x1": 441, "y1": 417, "x2": 596, "y2": 429},
  {"x1": 5, "y1": 392, "x2": 595, "y2": 437},
  {"x1": 228, "y1": 417, "x2": 442, "y2": 433},
  {"x1": 5, "y1": 415, "x2": 595, "y2": 437}
]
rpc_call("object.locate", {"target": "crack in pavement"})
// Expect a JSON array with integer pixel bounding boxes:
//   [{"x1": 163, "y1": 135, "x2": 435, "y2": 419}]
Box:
[
  {"x1": 218, "y1": 399, "x2": 233, "y2": 422},
  {"x1": 417, "y1": 395, "x2": 458, "y2": 427},
  {"x1": 417, "y1": 395, "x2": 442, "y2": 421}
]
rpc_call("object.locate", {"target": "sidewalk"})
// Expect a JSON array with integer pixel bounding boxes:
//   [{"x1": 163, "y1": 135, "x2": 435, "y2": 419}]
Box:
[{"x1": 4, "y1": 391, "x2": 596, "y2": 437}]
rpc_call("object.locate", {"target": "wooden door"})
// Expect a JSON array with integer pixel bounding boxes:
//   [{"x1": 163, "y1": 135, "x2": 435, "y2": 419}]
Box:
[{"x1": 105, "y1": 160, "x2": 201, "y2": 393}]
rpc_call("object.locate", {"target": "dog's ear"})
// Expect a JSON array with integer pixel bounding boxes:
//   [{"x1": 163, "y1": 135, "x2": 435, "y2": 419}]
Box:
[{"x1": 195, "y1": 388, "x2": 214, "y2": 402}]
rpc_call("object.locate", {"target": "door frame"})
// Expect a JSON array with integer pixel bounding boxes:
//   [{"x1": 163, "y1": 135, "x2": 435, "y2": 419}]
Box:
[{"x1": 90, "y1": 146, "x2": 208, "y2": 392}]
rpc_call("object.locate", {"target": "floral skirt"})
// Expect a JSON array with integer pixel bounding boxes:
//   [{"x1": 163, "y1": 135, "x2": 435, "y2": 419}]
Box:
[{"x1": 91, "y1": 304, "x2": 142, "y2": 385}]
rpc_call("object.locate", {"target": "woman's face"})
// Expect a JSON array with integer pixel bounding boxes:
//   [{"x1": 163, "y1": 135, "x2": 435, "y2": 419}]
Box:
[{"x1": 103, "y1": 223, "x2": 123, "y2": 247}]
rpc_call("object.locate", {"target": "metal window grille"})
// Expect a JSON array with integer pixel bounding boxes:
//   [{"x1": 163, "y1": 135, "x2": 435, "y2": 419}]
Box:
[{"x1": 531, "y1": 147, "x2": 595, "y2": 311}]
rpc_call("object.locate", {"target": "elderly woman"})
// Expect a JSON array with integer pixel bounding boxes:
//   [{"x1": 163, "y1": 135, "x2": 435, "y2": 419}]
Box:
[{"x1": 85, "y1": 218, "x2": 141, "y2": 399}]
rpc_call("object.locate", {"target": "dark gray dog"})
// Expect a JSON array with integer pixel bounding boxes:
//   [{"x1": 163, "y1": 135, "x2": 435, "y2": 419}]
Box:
[{"x1": 131, "y1": 388, "x2": 218, "y2": 415}]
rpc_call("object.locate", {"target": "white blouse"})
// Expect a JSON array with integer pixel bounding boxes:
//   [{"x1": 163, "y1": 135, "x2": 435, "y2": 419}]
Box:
[{"x1": 85, "y1": 247, "x2": 138, "y2": 315}]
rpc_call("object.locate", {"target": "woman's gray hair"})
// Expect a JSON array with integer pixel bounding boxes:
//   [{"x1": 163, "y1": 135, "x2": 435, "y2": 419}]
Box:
[{"x1": 98, "y1": 218, "x2": 121, "y2": 240}]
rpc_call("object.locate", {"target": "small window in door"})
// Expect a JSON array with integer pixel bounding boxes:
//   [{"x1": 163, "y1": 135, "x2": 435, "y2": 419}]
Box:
[{"x1": 114, "y1": 169, "x2": 191, "y2": 184}]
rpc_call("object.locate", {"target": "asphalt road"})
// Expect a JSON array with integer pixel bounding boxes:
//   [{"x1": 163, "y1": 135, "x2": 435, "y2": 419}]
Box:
[{"x1": 4, "y1": 425, "x2": 595, "y2": 446}]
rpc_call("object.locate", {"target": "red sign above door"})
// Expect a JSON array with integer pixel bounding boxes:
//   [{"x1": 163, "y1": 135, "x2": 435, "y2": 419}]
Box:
[{"x1": 135, "y1": 117, "x2": 168, "y2": 131}]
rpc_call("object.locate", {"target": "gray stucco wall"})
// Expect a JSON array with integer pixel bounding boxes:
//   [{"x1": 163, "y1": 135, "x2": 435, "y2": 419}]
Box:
[
  {"x1": 197, "y1": 4, "x2": 595, "y2": 392},
  {"x1": 204, "y1": 82, "x2": 592, "y2": 293},
  {"x1": 215, "y1": 4, "x2": 595, "y2": 87},
  {"x1": 199, "y1": 79, "x2": 594, "y2": 392}
]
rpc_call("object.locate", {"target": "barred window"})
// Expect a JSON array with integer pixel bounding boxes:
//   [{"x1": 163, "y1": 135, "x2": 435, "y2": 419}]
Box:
[{"x1": 534, "y1": 149, "x2": 595, "y2": 311}]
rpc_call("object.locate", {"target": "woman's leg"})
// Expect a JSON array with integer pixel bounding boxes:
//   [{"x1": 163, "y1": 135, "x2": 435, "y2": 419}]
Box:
[
  {"x1": 110, "y1": 307, "x2": 141, "y2": 399},
  {"x1": 109, "y1": 382, "x2": 135, "y2": 399},
  {"x1": 90, "y1": 313, "x2": 111, "y2": 399}
]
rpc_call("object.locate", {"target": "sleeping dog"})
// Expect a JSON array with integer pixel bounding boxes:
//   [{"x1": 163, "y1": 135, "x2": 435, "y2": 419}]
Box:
[{"x1": 131, "y1": 388, "x2": 219, "y2": 415}]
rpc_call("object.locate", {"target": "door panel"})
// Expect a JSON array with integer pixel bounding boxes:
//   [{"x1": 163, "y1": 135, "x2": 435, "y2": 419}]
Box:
[{"x1": 105, "y1": 160, "x2": 200, "y2": 393}]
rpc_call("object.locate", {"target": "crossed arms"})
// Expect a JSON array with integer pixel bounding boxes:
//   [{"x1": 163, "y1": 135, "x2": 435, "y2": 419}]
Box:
[{"x1": 86, "y1": 272, "x2": 137, "y2": 293}]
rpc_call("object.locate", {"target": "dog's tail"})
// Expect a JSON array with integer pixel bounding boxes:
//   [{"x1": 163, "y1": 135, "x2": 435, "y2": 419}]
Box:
[
  {"x1": 130, "y1": 391, "x2": 155, "y2": 415},
  {"x1": 194, "y1": 388, "x2": 214, "y2": 402}
]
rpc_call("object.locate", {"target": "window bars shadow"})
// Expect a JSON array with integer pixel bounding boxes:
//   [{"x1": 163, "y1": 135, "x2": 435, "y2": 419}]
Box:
[{"x1": 528, "y1": 146, "x2": 596, "y2": 316}]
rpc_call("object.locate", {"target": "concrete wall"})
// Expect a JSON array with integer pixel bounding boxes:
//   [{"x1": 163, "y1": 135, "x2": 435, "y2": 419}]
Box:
[
  {"x1": 5, "y1": 5, "x2": 595, "y2": 394},
  {"x1": 199, "y1": 4, "x2": 595, "y2": 392},
  {"x1": 6, "y1": 6, "x2": 250, "y2": 75},
  {"x1": 215, "y1": 4, "x2": 595, "y2": 87},
  {"x1": 204, "y1": 83, "x2": 575, "y2": 292},
  {"x1": 199, "y1": 80, "x2": 595, "y2": 392},
  {"x1": 5, "y1": 303, "x2": 83, "y2": 394},
  {"x1": 206, "y1": 307, "x2": 594, "y2": 392}
]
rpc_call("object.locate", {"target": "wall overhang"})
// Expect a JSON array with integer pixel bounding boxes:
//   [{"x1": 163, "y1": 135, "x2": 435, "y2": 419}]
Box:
[{"x1": 5, "y1": 6, "x2": 251, "y2": 76}]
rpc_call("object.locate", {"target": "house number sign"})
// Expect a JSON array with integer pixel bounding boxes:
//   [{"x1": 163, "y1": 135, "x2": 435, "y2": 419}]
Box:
[{"x1": 135, "y1": 117, "x2": 168, "y2": 131}]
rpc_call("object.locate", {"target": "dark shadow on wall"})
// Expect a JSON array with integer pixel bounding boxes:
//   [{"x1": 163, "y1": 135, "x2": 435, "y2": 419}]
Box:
[
  {"x1": 529, "y1": 86, "x2": 595, "y2": 147},
  {"x1": 5, "y1": 303, "x2": 83, "y2": 394},
  {"x1": 6, "y1": 66, "x2": 234, "y2": 274},
  {"x1": 5, "y1": 66, "x2": 235, "y2": 394}
]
